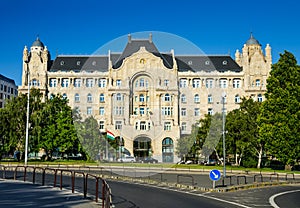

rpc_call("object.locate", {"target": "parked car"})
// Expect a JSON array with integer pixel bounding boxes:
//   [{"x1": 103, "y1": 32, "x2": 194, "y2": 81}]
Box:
[
  {"x1": 204, "y1": 159, "x2": 217, "y2": 166},
  {"x1": 117, "y1": 155, "x2": 136, "y2": 163},
  {"x1": 138, "y1": 157, "x2": 158, "y2": 163}
]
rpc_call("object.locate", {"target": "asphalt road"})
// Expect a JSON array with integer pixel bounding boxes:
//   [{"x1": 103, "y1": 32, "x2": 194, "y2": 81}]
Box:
[
  {"x1": 107, "y1": 180, "x2": 300, "y2": 208},
  {"x1": 2, "y1": 166, "x2": 300, "y2": 208},
  {"x1": 108, "y1": 180, "x2": 247, "y2": 208}
]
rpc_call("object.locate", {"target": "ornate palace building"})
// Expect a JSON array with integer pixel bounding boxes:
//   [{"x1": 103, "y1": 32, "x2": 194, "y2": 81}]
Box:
[{"x1": 19, "y1": 34, "x2": 271, "y2": 162}]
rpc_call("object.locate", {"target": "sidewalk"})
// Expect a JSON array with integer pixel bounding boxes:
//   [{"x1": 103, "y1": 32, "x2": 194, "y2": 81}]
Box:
[{"x1": 0, "y1": 179, "x2": 99, "y2": 207}]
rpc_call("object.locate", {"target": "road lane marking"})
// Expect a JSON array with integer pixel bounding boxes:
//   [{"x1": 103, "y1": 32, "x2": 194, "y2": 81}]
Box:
[{"x1": 269, "y1": 189, "x2": 300, "y2": 208}]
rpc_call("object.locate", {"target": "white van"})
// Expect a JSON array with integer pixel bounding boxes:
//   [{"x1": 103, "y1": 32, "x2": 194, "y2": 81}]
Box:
[{"x1": 117, "y1": 155, "x2": 136, "y2": 163}]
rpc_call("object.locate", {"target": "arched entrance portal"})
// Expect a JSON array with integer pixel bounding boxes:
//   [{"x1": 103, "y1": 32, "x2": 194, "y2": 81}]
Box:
[
  {"x1": 162, "y1": 137, "x2": 174, "y2": 163},
  {"x1": 133, "y1": 136, "x2": 152, "y2": 158}
]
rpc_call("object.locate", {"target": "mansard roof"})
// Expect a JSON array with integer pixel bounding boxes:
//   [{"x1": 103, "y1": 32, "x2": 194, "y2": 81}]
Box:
[
  {"x1": 49, "y1": 38, "x2": 242, "y2": 73},
  {"x1": 175, "y1": 55, "x2": 242, "y2": 72},
  {"x1": 49, "y1": 55, "x2": 108, "y2": 72}
]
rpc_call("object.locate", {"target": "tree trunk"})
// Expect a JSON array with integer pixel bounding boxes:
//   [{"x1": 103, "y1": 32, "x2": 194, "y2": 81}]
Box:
[
  {"x1": 235, "y1": 153, "x2": 239, "y2": 166},
  {"x1": 257, "y1": 146, "x2": 263, "y2": 169},
  {"x1": 214, "y1": 148, "x2": 223, "y2": 165},
  {"x1": 238, "y1": 153, "x2": 243, "y2": 166}
]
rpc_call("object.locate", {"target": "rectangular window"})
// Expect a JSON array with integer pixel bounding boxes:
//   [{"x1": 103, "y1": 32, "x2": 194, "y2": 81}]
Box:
[
  {"x1": 116, "y1": 79, "x2": 122, "y2": 87},
  {"x1": 99, "y1": 121, "x2": 105, "y2": 130},
  {"x1": 134, "y1": 107, "x2": 138, "y2": 115},
  {"x1": 115, "y1": 121, "x2": 122, "y2": 130},
  {"x1": 219, "y1": 79, "x2": 228, "y2": 88},
  {"x1": 164, "y1": 122, "x2": 171, "y2": 131},
  {"x1": 87, "y1": 107, "x2": 92, "y2": 115},
  {"x1": 180, "y1": 79, "x2": 187, "y2": 88},
  {"x1": 140, "y1": 121, "x2": 147, "y2": 130},
  {"x1": 0, "y1": 84, "x2": 3, "y2": 91},
  {"x1": 194, "y1": 108, "x2": 200, "y2": 116},
  {"x1": 208, "y1": 108, "x2": 213, "y2": 115},
  {"x1": 86, "y1": 78, "x2": 93, "y2": 87},
  {"x1": 161, "y1": 107, "x2": 173, "y2": 116},
  {"x1": 181, "y1": 122, "x2": 187, "y2": 131},
  {"x1": 114, "y1": 106, "x2": 124, "y2": 116},
  {"x1": 139, "y1": 107, "x2": 145, "y2": 115},
  {"x1": 99, "y1": 107, "x2": 105, "y2": 115},
  {"x1": 50, "y1": 79, "x2": 57, "y2": 87},
  {"x1": 193, "y1": 79, "x2": 201, "y2": 88},
  {"x1": 208, "y1": 95, "x2": 213, "y2": 103},
  {"x1": 164, "y1": 79, "x2": 169, "y2": 87},
  {"x1": 74, "y1": 78, "x2": 81, "y2": 87},
  {"x1": 181, "y1": 108, "x2": 187, "y2": 116},
  {"x1": 98, "y1": 79, "x2": 107, "y2": 88},
  {"x1": 62, "y1": 79, "x2": 69, "y2": 87},
  {"x1": 233, "y1": 79, "x2": 241, "y2": 88},
  {"x1": 206, "y1": 79, "x2": 214, "y2": 88}
]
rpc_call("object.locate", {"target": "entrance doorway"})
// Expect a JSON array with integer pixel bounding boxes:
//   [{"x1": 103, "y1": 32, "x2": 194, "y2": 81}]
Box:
[
  {"x1": 133, "y1": 136, "x2": 152, "y2": 158},
  {"x1": 162, "y1": 137, "x2": 174, "y2": 163}
]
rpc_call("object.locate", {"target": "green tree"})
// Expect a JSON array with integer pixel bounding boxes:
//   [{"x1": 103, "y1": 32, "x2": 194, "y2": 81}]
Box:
[
  {"x1": 226, "y1": 98, "x2": 262, "y2": 168},
  {"x1": 201, "y1": 113, "x2": 223, "y2": 164},
  {"x1": 0, "y1": 108, "x2": 11, "y2": 158},
  {"x1": 176, "y1": 127, "x2": 196, "y2": 160},
  {"x1": 40, "y1": 94, "x2": 78, "y2": 159},
  {"x1": 74, "y1": 115, "x2": 106, "y2": 161},
  {"x1": 258, "y1": 51, "x2": 300, "y2": 167},
  {"x1": 0, "y1": 89, "x2": 44, "y2": 159}
]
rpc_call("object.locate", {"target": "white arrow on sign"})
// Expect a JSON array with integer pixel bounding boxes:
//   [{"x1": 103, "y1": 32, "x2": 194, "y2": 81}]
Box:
[{"x1": 212, "y1": 171, "x2": 218, "y2": 179}]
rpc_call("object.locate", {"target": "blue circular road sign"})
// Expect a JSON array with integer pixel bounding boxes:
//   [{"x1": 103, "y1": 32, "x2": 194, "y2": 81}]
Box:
[{"x1": 209, "y1": 169, "x2": 221, "y2": 181}]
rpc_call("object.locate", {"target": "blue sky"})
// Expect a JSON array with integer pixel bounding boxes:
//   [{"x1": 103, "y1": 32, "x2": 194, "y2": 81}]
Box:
[{"x1": 0, "y1": 0, "x2": 299, "y2": 86}]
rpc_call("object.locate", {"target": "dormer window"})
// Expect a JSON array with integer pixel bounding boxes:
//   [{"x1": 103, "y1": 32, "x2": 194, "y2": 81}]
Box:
[
  {"x1": 222, "y1": 60, "x2": 228, "y2": 65},
  {"x1": 92, "y1": 61, "x2": 96, "y2": 66},
  {"x1": 60, "y1": 61, "x2": 65, "y2": 65},
  {"x1": 188, "y1": 61, "x2": 192, "y2": 65},
  {"x1": 77, "y1": 61, "x2": 81, "y2": 66},
  {"x1": 205, "y1": 61, "x2": 210, "y2": 65}
]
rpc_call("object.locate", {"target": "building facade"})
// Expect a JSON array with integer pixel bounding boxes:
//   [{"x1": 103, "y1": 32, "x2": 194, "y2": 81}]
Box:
[
  {"x1": 0, "y1": 74, "x2": 18, "y2": 108},
  {"x1": 19, "y1": 34, "x2": 271, "y2": 162}
]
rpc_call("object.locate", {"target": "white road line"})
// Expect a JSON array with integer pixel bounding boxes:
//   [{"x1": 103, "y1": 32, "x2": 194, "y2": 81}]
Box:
[{"x1": 269, "y1": 189, "x2": 300, "y2": 208}]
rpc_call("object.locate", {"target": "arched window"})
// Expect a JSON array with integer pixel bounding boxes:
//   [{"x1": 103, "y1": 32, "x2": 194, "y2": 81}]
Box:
[
  {"x1": 62, "y1": 93, "x2": 67, "y2": 100},
  {"x1": 257, "y1": 94, "x2": 263, "y2": 102},
  {"x1": 99, "y1": 93, "x2": 105, "y2": 102},
  {"x1": 32, "y1": 79, "x2": 38, "y2": 86},
  {"x1": 194, "y1": 94, "x2": 200, "y2": 103},
  {"x1": 87, "y1": 93, "x2": 92, "y2": 102},
  {"x1": 116, "y1": 93, "x2": 122, "y2": 101},
  {"x1": 162, "y1": 137, "x2": 174, "y2": 163},
  {"x1": 256, "y1": 79, "x2": 261, "y2": 87},
  {"x1": 164, "y1": 93, "x2": 171, "y2": 102},
  {"x1": 74, "y1": 93, "x2": 80, "y2": 102}
]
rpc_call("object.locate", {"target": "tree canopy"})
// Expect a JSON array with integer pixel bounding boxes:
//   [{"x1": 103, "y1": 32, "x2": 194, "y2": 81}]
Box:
[{"x1": 258, "y1": 51, "x2": 300, "y2": 165}]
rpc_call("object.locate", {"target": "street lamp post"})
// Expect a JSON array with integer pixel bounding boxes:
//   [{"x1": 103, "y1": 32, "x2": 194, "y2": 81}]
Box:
[
  {"x1": 222, "y1": 93, "x2": 226, "y2": 183},
  {"x1": 25, "y1": 64, "x2": 30, "y2": 166}
]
